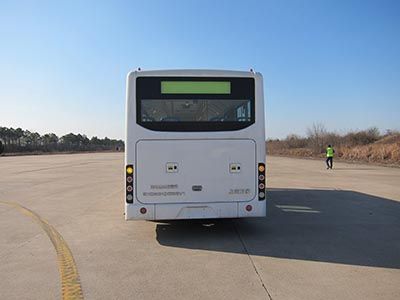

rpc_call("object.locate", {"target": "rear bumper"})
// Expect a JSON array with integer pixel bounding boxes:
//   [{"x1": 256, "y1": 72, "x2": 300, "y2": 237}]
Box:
[{"x1": 125, "y1": 199, "x2": 267, "y2": 220}]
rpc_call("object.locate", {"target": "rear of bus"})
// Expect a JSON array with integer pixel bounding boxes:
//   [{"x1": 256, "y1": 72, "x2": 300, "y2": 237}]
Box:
[{"x1": 125, "y1": 70, "x2": 266, "y2": 220}]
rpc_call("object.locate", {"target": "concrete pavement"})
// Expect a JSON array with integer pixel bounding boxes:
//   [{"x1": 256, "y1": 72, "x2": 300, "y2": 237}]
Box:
[{"x1": 0, "y1": 153, "x2": 399, "y2": 299}]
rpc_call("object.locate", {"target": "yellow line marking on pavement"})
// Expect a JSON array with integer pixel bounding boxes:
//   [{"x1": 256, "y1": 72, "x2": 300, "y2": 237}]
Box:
[{"x1": 0, "y1": 201, "x2": 84, "y2": 300}]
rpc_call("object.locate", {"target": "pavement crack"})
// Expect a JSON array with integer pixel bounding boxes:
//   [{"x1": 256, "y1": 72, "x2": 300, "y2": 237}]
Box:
[{"x1": 233, "y1": 221, "x2": 273, "y2": 300}]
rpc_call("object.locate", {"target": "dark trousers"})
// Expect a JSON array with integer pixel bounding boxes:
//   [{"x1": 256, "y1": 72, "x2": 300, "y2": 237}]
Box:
[{"x1": 326, "y1": 157, "x2": 333, "y2": 169}]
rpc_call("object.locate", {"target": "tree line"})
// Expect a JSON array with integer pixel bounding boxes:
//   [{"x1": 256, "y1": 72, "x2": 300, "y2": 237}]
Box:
[{"x1": 0, "y1": 126, "x2": 124, "y2": 154}]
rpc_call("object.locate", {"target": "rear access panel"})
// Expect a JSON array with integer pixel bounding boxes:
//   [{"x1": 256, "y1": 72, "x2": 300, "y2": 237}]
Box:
[{"x1": 136, "y1": 139, "x2": 256, "y2": 204}]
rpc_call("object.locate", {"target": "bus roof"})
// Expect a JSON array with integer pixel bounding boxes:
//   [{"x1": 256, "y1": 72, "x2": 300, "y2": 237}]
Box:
[{"x1": 127, "y1": 69, "x2": 262, "y2": 79}]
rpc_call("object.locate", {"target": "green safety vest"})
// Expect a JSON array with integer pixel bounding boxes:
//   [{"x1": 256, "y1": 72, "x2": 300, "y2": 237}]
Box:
[{"x1": 326, "y1": 147, "x2": 334, "y2": 157}]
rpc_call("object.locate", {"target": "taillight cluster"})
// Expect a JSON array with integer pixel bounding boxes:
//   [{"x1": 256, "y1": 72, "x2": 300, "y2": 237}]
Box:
[
  {"x1": 258, "y1": 163, "x2": 266, "y2": 200},
  {"x1": 126, "y1": 165, "x2": 134, "y2": 203}
]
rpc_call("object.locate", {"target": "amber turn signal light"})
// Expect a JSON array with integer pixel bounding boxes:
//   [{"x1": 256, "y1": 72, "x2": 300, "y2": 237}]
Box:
[{"x1": 126, "y1": 166, "x2": 134, "y2": 174}]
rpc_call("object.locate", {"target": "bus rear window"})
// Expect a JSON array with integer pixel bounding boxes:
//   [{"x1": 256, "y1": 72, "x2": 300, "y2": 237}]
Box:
[
  {"x1": 141, "y1": 99, "x2": 251, "y2": 122},
  {"x1": 136, "y1": 76, "x2": 255, "y2": 131}
]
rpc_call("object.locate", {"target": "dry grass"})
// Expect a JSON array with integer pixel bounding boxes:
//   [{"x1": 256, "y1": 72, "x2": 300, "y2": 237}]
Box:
[
  {"x1": 337, "y1": 142, "x2": 400, "y2": 163},
  {"x1": 267, "y1": 133, "x2": 400, "y2": 166}
]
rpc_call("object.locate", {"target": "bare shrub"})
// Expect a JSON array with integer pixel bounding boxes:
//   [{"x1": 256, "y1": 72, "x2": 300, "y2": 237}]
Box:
[
  {"x1": 285, "y1": 134, "x2": 308, "y2": 149},
  {"x1": 325, "y1": 132, "x2": 342, "y2": 147},
  {"x1": 343, "y1": 127, "x2": 380, "y2": 146},
  {"x1": 306, "y1": 122, "x2": 327, "y2": 154}
]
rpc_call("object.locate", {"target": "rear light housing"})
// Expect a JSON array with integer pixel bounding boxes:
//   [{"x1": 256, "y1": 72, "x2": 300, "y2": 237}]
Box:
[
  {"x1": 258, "y1": 163, "x2": 266, "y2": 200},
  {"x1": 126, "y1": 164, "x2": 134, "y2": 203}
]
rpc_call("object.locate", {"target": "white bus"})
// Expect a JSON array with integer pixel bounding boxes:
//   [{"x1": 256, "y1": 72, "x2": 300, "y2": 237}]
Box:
[{"x1": 125, "y1": 69, "x2": 266, "y2": 220}]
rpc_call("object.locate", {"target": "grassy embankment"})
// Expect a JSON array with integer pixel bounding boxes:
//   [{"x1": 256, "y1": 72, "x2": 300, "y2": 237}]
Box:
[{"x1": 267, "y1": 128, "x2": 400, "y2": 166}]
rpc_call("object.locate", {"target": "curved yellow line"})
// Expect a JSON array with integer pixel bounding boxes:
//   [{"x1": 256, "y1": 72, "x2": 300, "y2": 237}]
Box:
[{"x1": 0, "y1": 201, "x2": 84, "y2": 300}]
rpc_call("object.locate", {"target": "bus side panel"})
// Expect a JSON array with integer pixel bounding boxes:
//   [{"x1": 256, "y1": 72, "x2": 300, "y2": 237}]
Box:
[
  {"x1": 125, "y1": 71, "x2": 137, "y2": 220},
  {"x1": 255, "y1": 72, "x2": 267, "y2": 217}
]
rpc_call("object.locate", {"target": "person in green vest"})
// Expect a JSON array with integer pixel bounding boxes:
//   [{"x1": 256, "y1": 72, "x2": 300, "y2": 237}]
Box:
[{"x1": 326, "y1": 145, "x2": 335, "y2": 169}]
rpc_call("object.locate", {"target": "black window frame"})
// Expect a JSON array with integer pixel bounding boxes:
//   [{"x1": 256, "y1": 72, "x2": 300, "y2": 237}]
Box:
[{"x1": 136, "y1": 76, "x2": 255, "y2": 132}]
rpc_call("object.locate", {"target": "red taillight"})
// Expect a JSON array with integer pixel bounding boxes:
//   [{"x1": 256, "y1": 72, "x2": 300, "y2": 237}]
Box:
[
  {"x1": 245, "y1": 205, "x2": 252, "y2": 212},
  {"x1": 140, "y1": 207, "x2": 147, "y2": 214}
]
